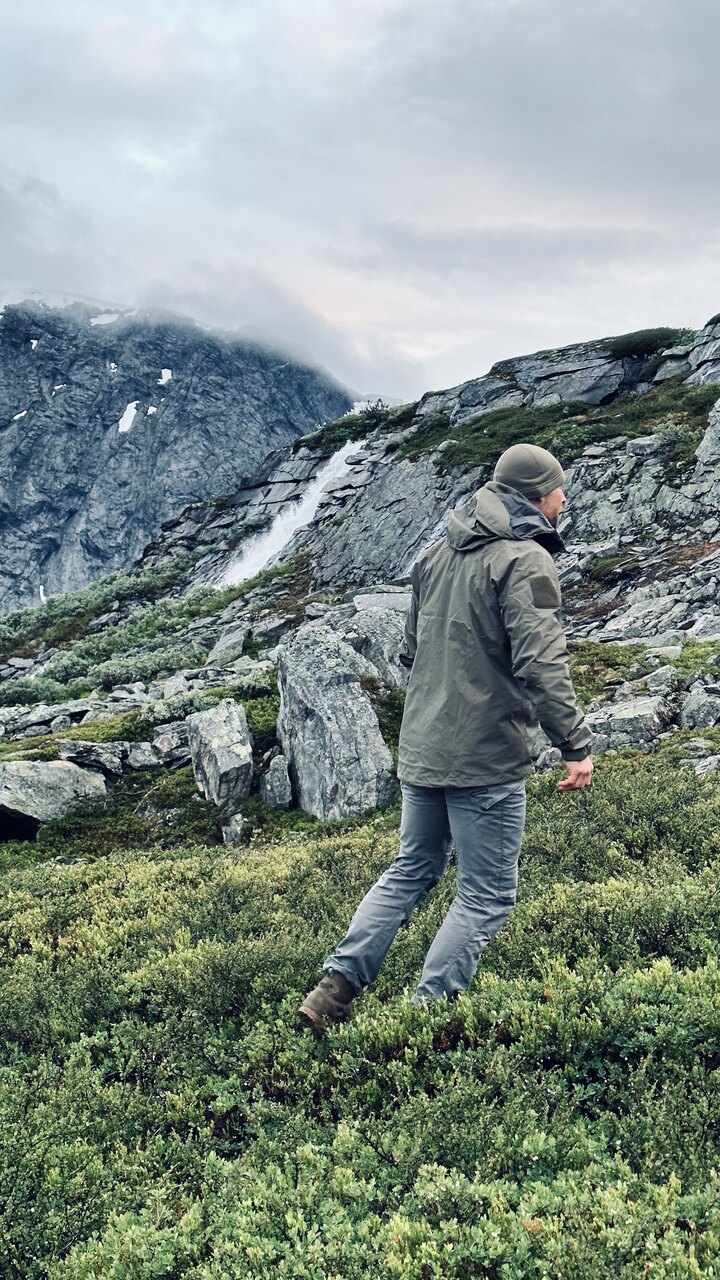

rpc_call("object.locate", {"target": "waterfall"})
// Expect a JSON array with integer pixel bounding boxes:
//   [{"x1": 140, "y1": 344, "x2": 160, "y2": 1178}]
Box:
[{"x1": 219, "y1": 438, "x2": 363, "y2": 587}]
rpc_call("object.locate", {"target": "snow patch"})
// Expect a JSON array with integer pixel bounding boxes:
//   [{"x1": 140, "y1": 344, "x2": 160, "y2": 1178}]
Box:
[
  {"x1": 90, "y1": 312, "x2": 120, "y2": 325},
  {"x1": 109, "y1": 362, "x2": 118, "y2": 373},
  {"x1": 12, "y1": 410, "x2": 27, "y2": 420},
  {"x1": 219, "y1": 439, "x2": 364, "y2": 587},
  {"x1": 118, "y1": 401, "x2": 139, "y2": 433},
  {"x1": 30, "y1": 338, "x2": 38, "y2": 350},
  {"x1": 52, "y1": 384, "x2": 66, "y2": 394},
  {"x1": 147, "y1": 406, "x2": 158, "y2": 416},
  {"x1": 157, "y1": 368, "x2": 172, "y2": 385},
  {"x1": 39, "y1": 584, "x2": 47, "y2": 604}
]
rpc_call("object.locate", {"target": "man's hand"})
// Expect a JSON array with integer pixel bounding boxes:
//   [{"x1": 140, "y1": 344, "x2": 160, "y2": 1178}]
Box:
[{"x1": 558, "y1": 757, "x2": 594, "y2": 791}]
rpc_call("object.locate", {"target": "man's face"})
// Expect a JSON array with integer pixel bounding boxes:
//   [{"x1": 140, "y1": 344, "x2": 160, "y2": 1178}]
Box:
[{"x1": 538, "y1": 486, "x2": 566, "y2": 528}]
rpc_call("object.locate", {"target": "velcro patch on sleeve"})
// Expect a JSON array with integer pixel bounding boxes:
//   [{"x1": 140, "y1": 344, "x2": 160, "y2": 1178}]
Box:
[{"x1": 530, "y1": 574, "x2": 562, "y2": 610}]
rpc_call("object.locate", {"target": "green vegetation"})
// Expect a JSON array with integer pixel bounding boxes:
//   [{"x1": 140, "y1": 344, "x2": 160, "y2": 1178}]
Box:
[
  {"x1": 604, "y1": 326, "x2": 693, "y2": 361},
  {"x1": 292, "y1": 401, "x2": 419, "y2": 455},
  {"x1": 0, "y1": 559, "x2": 306, "y2": 706},
  {"x1": 245, "y1": 692, "x2": 281, "y2": 760},
  {"x1": 397, "y1": 380, "x2": 719, "y2": 473},
  {"x1": 567, "y1": 638, "x2": 720, "y2": 707},
  {"x1": 361, "y1": 676, "x2": 406, "y2": 766},
  {"x1": 585, "y1": 554, "x2": 641, "y2": 583},
  {"x1": 0, "y1": 756, "x2": 718, "y2": 1275},
  {"x1": 661, "y1": 639, "x2": 720, "y2": 685},
  {"x1": 568, "y1": 642, "x2": 652, "y2": 704},
  {"x1": 0, "y1": 554, "x2": 196, "y2": 664}
]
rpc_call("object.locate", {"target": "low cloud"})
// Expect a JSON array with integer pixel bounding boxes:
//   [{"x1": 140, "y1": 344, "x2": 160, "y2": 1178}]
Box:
[{"x1": 1, "y1": 0, "x2": 718, "y2": 399}]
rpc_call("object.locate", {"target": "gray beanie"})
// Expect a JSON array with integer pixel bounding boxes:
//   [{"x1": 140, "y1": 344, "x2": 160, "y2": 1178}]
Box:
[{"x1": 493, "y1": 443, "x2": 565, "y2": 498}]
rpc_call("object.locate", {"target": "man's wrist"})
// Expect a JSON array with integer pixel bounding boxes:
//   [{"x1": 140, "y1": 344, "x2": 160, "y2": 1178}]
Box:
[{"x1": 561, "y1": 746, "x2": 591, "y2": 762}]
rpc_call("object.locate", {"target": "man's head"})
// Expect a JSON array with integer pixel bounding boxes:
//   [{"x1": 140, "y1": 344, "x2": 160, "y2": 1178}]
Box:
[{"x1": 493, "y1": 443, "x2": 566, "y2": 528}]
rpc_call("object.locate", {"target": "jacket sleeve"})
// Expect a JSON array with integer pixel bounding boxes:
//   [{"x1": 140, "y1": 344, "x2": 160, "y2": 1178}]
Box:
[
  {"x1": 399, "y1": 563, "x2": 421, "y2": 669},
  {"x1": 495, "y1": 545, "x2": 592, "y2": 760}
]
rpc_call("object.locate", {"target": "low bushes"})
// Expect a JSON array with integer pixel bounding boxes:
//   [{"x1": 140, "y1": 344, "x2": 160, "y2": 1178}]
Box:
[
  {"x1": 0, "y1": 756, "x2": 718, "y2": 1275},
  {"x1": 397, "y1": 380, "x2": 719, "y2": 472}
]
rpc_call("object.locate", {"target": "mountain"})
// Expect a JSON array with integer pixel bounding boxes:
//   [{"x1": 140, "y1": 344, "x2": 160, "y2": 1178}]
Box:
[{"x1": 0, "y1": 299, "x2": 351, "y2": 615}]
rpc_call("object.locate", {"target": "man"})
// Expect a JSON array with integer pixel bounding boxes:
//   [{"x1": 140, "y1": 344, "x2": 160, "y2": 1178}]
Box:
[{"x1": 299, "y1": 442, "x2": 593, "y2": 1034}]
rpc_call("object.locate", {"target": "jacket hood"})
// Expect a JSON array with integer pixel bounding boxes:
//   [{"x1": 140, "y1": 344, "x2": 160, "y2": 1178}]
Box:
[{"x1": 446, "y1": 480, "x2": 565, "y2": 555}]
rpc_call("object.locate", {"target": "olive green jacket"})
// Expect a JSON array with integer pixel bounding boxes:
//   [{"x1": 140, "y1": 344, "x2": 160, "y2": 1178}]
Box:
[{"x1": 396, "y1": 481, "x2": 592, "y2": 787}]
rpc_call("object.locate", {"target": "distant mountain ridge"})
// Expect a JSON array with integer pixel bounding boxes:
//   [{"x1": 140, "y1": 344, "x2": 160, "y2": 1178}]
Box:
[{"x1": 0, "y1": 299, "x2": 351, "y2": 615}]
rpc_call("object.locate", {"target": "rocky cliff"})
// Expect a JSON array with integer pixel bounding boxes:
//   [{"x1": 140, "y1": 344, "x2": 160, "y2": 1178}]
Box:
[
  {"x1": 2, "y1": 319, "x2": 720, "y2": 838},
  {"x1": 0, "y1": 299, "x2": 351, "y2": 615}
]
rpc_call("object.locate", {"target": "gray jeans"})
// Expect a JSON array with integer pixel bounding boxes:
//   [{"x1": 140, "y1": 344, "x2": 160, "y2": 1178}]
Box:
[{"x1": 324, "y1": 778, "x2": 527, "y2": 1003}]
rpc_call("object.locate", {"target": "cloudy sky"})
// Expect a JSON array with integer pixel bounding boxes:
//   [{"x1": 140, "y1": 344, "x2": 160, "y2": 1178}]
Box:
[{"x1": 2, "y1": 0, "x2": 719, "y2": 399}]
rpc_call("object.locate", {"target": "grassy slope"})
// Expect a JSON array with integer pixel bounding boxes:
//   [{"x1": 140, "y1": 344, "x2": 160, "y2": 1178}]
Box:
[{"x1": 1, "y1": 753, "x2": 719, "y2": 1278}]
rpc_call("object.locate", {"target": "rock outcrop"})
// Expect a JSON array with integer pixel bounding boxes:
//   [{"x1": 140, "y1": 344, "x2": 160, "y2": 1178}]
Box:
[
  {"x1": 260, "y1": 754, "x2": 293, "y2": 810},
  {"x1": 414, "y1": 319, "x2": 720, "y2": 424},
  {"x1": 3, "y1": 317, "x2": 720, "y2": 830},
  {"x1": 0, "y1": 761, "x2": 106, "y2": 841},
  {"x1": 277, "y1": 619, "x2": 398, "y2": 821},
  {"x1": 186, "y1": 698, "x2": 254, "y2": 812}
]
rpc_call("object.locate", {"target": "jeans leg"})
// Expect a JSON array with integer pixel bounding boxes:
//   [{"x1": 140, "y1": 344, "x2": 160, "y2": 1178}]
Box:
[
  {"x1": 324, "y1": 782, "x2": 452, "y2": 993},
  {"x1": 413, "y1": 780, "x2": 526, "y2": 1003}
]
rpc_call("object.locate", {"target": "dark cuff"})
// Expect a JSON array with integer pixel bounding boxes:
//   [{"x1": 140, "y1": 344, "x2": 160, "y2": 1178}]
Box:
[{"x1": 561, "y1": 746, "x2": 591, "y2": 762}]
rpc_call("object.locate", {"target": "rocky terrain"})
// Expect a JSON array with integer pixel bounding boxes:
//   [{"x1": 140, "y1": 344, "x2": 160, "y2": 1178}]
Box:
[
  {"x1": 3, "y1": 319, "x2": 720, "y2": 1278},
  {"x1": 0, "y1": 299, "x2": 351, "y2": 615},
  {"x1": 2, "y1": 318, "x2": 720, "y2": 844}
]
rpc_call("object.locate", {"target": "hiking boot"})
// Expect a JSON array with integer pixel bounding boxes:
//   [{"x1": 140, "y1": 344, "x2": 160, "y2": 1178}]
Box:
[{"x1": 298, "y1": 969, "x2": 357, "y2": 1035}]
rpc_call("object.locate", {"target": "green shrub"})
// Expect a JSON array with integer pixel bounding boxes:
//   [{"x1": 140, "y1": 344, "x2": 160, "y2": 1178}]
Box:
[
  {"x1": 292, "y1": 402, "x2": 417, "y2": 456},
  {"x1": 0, "y1": 559, "x2": 306, "y2": 707},
  {"x1": 0, "y1": 676, "x2": 97, "y2": 708},
  {"x1": 605, "y1": 327, "x2": 693, "y2": 360},
  {"x1": 245, "y1": 692, "x2": 281, "y2": 759},
  {"x1": 568, "y1": 641, "x2": 651, "y2": 703},
  {"x1": 0, "y1": 554, "x2": 196, "y2": 664}
]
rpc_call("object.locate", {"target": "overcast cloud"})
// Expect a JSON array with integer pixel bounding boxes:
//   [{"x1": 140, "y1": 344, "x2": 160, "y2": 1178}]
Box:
[{"x1": 1, "y1": 0, "x2": 719, "y2": 399}]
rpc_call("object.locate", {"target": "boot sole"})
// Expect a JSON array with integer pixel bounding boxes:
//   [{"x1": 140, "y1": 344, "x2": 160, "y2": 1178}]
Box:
[{"x1": 298, "y1": 1003, "x2": 326, "y2": 1037}]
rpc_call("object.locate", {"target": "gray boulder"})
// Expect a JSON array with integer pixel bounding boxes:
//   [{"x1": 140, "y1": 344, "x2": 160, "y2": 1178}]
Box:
[
  {"x1": 586, "y1": 696, "x2": 670, "y2": 754},
  {"x1": 260, "y1": 754, "x2": 293, "y2": 810},
  {"x1": 221, "y1": 812, "x2": 246, "y2": 844},
  {"x1": 206, "y1": 625, "x2": 250, "y2": 666},
  {"x1": 163, "y1": 672, "x2": 192, "y2": 699},
  {"x1": 152, "y1": 721, "x2": 191, "y2": 765},
  {"x1": 333, "y1": 601, "x2": 411, "y2": 690},
  {"x1": 532, "y1": 695, "x2": 671, "y2": 772},
  {"x1": 49, "y1": 714, "x2": 73, "y2": 733},
  {"x1": 126, "y1": 742, "x2": 163, "y2": 770},
  {"x1": 277, "y1": 622, "x2": 398, "y2": 821},
  {"x1": 0, "y1": 761, "x2": 106, "y2": 840},
  {"x1": 56, "y1": 739, "x2": 129, "y2": 777},
  {"x1": 186, "y1": 698, "x2": 254, "y2": 810},
  {"x1": 645, "y1": 665, "x2": 675, "y2": 695},
  {"x1": 0, "y1": 696, "x2": 106, "y2": 740},
  {"x1": 680, "y1": 683, "x2": 720, "y2": 729}
]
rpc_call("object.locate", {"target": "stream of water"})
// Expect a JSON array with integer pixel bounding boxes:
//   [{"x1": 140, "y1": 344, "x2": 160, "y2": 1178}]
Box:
[{"x1": 218, "y1": 438, "x2": 363, "y2": 587}]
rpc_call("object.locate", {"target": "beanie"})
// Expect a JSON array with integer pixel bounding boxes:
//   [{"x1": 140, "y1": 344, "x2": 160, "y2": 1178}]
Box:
[{"x1": 493, "y1": 443, "x2": 565, "y2": 498}]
